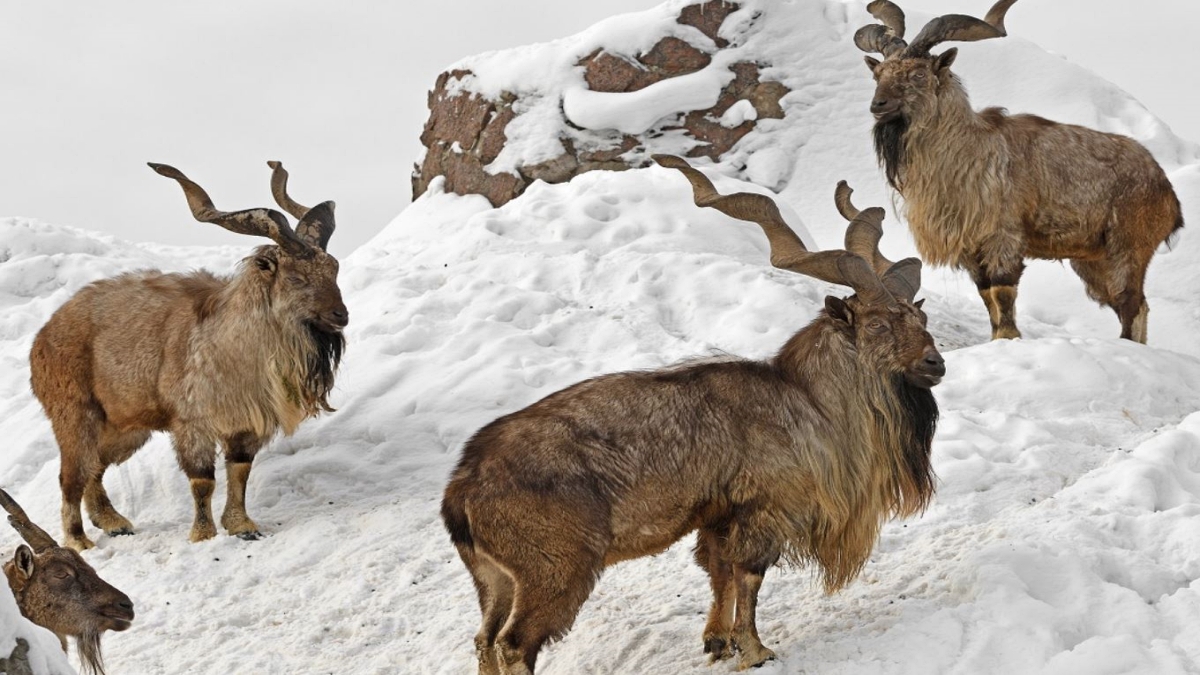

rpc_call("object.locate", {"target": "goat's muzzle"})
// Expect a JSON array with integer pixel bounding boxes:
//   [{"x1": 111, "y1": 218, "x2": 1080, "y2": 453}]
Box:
[
  {"x1": 905, "y1": 346, "x2": 945, "y2": 388},
  {"x1": 871, "y1": 97, "x2": 902, "y2": 122},
  {"x1": 99, "y1": 594, "x2": 135, "y2": 632},
  {"x1": 318, "y1": 305, "x2": 350, "y2": 331}
]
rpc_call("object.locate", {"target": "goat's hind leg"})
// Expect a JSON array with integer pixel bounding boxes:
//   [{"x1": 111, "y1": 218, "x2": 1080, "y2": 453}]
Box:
[
  {"x1": 84, "y1": 427, "x2": 150, "y2": 536},
  {"x1": 695, "y1": 527, "x2": 736, "y2": 662},
  {"x1": 462, "y1": 550, "x2": 514, "y2": 675},
  {"x1": 491, "y1": 501, "x2": 604, "y2": 674},
  {"x1": 1070, "y1": 259, "x2": 1149, "y2": 343},
  {"x1": 52, "y1": 406, "x2": 103, "y2": 551},
  {"x1": 220, "y1": 432, "x2": 267, "y2": 540}
]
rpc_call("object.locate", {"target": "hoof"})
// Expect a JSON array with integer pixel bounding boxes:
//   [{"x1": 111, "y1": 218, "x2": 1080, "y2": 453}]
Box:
[
  {"x1": 736, "y1": 647, "x2": 777, "y2": 671},
  {"x1": 704, "y1": 637, "x2": 733, "y2": 662},
  {"x1": 189, "y1": 523, "x2": 217, "y2": 543},
  {"x1": 235, "y1": 530, "x2": 263, "y2": 541},
  {"x1": 65, "y1": 535, "x2": 95, "y2": 552},
  {"x1": 105, "y1": 526, "x2": 136, "y2": 536}
]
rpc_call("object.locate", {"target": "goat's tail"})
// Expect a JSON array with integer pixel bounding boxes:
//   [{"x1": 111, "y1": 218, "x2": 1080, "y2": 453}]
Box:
[
  {"x1": 440, "y1": 484, "x2": 474, "y2": 551},
  {"x1": 1164, "y1": 210, "x2": 1185, "y2": 250}
]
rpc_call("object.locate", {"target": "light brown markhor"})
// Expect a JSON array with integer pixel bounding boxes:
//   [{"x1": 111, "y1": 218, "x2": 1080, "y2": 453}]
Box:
[
  {"x1": 29, "y1": 162, "x2": 347, "y2": 551},
  {"x1": 441, "y1": 155, "x2": 944, "y2": 674},
  {"x1": 856, "y1": 0, "x2": 1182, "y2": 342},
  {"x1": 1, "y1": 488, "x2": 133, "y2": 675}
]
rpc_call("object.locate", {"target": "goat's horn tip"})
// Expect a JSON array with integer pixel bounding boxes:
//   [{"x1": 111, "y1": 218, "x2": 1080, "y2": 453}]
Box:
[
  {"x1": 267, "y1": 160, "x2": 282, "y2": 170},
  {"x1": 147, "y1": 162, "x2": 179, "y2": 178},
  {"x1": 651, "y1": 154, "x2": 687, "y2": 169}
]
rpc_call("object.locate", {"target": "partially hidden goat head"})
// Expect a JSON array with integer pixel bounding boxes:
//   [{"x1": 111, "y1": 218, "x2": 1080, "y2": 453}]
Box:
[
  {"x1": 856, "y1": 0, "x2": 1017, "y2": 122},
  {"x1": 1, "y1": 488, "x2": 133, "y2": 675},
  {"x1": 148, "y1": 161, "x2": 349, "y2": 335},
  {"x1": 653, "y1": 154, "x2": 944, "y2": 388}
]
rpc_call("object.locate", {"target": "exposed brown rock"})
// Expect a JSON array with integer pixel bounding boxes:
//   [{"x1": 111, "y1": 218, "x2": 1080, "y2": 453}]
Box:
[
  {"x1": 677, "y1": 0, "x2": 741, "y2": 48},
  {"x1": 639, "y1": 37, "x2": 711, "y2": 77},
  {"x1": 580, "y1": 50, "x2": 645, "y2": 94}
]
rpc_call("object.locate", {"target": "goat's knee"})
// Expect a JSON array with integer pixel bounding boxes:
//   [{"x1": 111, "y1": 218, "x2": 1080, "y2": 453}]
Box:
[
  {"x1": 187, "y1": 477, "x2": 217, "y2": 543},
  {"x1": 980, "y1": 285, "x2": 1021, "y2": 340}
]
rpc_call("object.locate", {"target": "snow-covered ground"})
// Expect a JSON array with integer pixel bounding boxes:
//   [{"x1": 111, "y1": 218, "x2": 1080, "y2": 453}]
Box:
[{"x1": 3, "y1": 0, "x2": 1200, "y2": 673}]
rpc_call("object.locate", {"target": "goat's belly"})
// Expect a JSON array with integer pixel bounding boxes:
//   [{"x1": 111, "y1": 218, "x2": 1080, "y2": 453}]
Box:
[
  {"x1": 1024, "y1": 233, "x2": 1106, "y2": 261},
  {"x1": 604, "y1": 497, "x2": 700, "y2": 566}
]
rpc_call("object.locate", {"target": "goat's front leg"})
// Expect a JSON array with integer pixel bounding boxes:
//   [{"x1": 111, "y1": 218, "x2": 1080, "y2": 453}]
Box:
[
  {"x1": 731, "y1": 562, "x2": 776, "y2": 670},
  {"x1": 220, "y1": 432, "x2": 267, "y2": 540},
  {"x1": 173, "y1": 429, "x2": 218, "y2": 542},
  {"x1": 968, "y1": 257, "x2": 1024, "y2": 340}
]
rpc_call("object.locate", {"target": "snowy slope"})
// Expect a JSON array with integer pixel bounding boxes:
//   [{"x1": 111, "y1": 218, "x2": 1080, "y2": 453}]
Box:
[{"x1": 2, "y1": 0, "x2": 1200, "y2": 673}]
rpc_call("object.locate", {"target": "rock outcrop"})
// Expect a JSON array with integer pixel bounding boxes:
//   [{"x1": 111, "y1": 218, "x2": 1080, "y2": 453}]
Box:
[{"x1": 412, "y1": 0, "x2": 790, "y2": 206}]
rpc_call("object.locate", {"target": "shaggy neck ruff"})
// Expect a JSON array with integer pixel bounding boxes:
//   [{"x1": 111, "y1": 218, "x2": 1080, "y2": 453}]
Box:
[
  {"x1": 190, "y1": 268, "x2": 343, "y2": 438},
  {"x1": 774, "y1": 315, "x2": 937, "y2": 592},
  {"x1": 875, "y1": 75, "x2": 1008, "y2": 267}
]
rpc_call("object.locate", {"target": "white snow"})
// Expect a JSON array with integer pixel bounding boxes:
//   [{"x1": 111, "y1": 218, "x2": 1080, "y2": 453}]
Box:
[
  {"x1": 563, "y1": 63, "x2": 734, "y2": 135},
  {"x1": 2, "y1": 0, "x2": 1200, "y2": 674}
]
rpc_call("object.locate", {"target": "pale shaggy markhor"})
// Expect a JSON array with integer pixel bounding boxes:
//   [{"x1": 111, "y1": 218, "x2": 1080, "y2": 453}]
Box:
[{"x1": 2, "y1": 0, "x2": 1200, "y2": 672}]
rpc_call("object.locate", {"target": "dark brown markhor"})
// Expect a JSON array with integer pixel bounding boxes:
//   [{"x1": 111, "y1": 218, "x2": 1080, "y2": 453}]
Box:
[
  {"x1": 857, "y1": 0, "x2": 1182, "y2": 342},
  {"x1": 29, "y1": 161, "x2": 347, "y2": 551},
  {"x1": 1, "y1": 488, "x2": 133, "y2": 675},
  {"x1": 441, "y1": 155, "x2": 944, "y2": 675}
]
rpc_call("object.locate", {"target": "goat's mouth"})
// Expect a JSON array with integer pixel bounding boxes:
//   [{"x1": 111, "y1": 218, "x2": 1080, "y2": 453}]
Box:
[
  {"x1": 308, "y1": 317, "x2": 346, "y2": 335},
  {"x1": 873, "y1": 108, "x2": 903, "y2": 123},
  {"x1": 904, "y1": 365, "x2": 945, "y2": 389},
  {"x1": 99, "y1": 612, "x2": 134, "y2": 632}
]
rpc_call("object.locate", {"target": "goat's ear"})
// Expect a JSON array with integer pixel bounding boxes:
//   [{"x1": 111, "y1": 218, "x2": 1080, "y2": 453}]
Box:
[
  {"x1": 14, "y1": 545, "x2": 34, "y2": 580},
  {"x1": 914, "y1": 299, "x2": 925, "y2": 309},
  {"x1": 254, "y1": 251, "x2": 278, "y2": 274},
  {"x1": 864, "y1": 55, "x2": 881, "y2": 73},
  {"x1": 825, "y1": 296, "x2": 854, "y2": 325},
  {"x1": 933, "y1": 48, "x2": 957, "y2": 73}
]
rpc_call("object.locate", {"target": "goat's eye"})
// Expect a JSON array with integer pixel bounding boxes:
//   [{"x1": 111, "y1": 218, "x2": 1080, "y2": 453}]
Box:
[
  {"x1": 53, "y1": 570, "x2": 71, "y2": 580},
  {"x1": 866, "y1": 320, "x2": 888, "y2": 333},
  {"x1": 287, "y1": 275, "x2": 304, "y2": 286}
]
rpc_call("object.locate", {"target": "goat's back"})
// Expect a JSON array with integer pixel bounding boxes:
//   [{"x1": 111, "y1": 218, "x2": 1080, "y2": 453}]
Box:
[
  {"x1": 443, "y1": 357, "x2": 826, "y2": 563},
  {"x1": 30, "y1": 270, "x2": 226, "y2": 428},
  {"x1": 1000, "y1": 113, "x2": 1183, "y2": 256}
]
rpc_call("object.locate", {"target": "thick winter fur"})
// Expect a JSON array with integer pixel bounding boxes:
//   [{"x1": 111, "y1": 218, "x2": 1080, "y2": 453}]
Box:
[
  {"x1": 4, "y1": 543, "x2": 134, "y2": 675},
  {"x1": 442, "y1": 296, "x2": 941, "y2": 674},
  {"x1": 867, "y1": 52, "x2": 1183, "y2": 342},
  {"x1": 30, "y1": 244, "x2": 346, "y2": 551}
]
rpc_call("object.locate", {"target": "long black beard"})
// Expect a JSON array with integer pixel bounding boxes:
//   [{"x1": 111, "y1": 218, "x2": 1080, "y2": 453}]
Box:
[
  {"x1": 305, "y1": 322, "x2": 345, "y2": 413},
  {"x1": 890, "y1": 374, "x2": 938, "y2": 500},
  {"x1": 76, "y1": 629, "x2": 105, "y2": 675},
  {"x1": 873, "y1": 114, "x2": 910, "y2": 191}
]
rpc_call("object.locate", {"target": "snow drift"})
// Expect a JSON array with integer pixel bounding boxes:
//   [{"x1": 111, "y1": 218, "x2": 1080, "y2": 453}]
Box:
[{"x1": 2, "y1": 0, "x2": 1200, "y2": 673}]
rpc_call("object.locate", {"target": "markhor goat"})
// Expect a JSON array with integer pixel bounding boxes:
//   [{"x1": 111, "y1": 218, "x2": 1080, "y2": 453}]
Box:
[
  {"x1": 30, "y1": 162, "x2": 347, "y2": 551},
  {"x1": 856, "y1": 0, "x2": 1182, "y2": 342},
  {"x1": 1, "y1": 488, "x2": 133, "y2": 675},
  {"x1": 441, "y1": 155, "x2": 944, "y2": 674}
]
